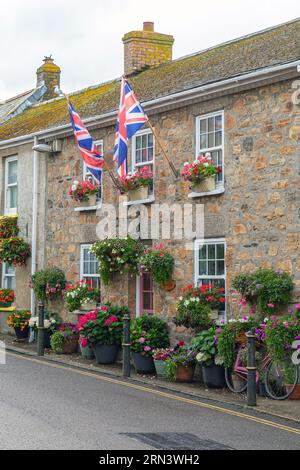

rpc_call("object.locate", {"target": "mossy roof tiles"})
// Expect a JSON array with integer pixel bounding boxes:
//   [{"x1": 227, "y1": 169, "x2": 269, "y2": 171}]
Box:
[{"x1": 0, "y1": 18, "x2": 299, "y2": 142}]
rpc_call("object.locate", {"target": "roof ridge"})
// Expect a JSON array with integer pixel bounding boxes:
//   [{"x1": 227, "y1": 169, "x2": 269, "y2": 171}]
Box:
[
  {"x1": 0, "y1": 89, "x2": 34, "y2": 105},
  {"x1": 169, "y1": 16, "x2": 300, "y2": 66}
]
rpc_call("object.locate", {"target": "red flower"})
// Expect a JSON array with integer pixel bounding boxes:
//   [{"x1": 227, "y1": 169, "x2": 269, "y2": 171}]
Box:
[{"x1": 178, "y1": 341, "x2": 185, "y2": 347}]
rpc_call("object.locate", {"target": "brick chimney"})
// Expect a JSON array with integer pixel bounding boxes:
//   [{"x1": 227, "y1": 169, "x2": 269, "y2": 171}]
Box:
[
  {"x1": 122, "y1": 22, "x2": 174, "y2": 75},
  {"x1": 36, "y1": 56, "x2": 61, "y2": 101}
]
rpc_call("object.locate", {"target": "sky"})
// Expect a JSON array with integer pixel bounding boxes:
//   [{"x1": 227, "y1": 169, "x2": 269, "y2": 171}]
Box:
[{"x1": 0, "y1": 0, "x2": 299, "y2": 101}]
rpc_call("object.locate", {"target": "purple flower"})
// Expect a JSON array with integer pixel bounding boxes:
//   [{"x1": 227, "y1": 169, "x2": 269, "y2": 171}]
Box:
[{"x1": 255, "y1": 284, "x2": 262, "y2": 289}]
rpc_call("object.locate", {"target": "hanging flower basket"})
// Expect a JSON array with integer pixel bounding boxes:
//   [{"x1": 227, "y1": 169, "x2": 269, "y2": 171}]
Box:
[
  {"x1": 140, "y1": 243, "x2": 174, "y2": 287},
  {"x1": 0, "y1": 215, "x2": 19, "y2": 239},
  {"x1": 0, "y1": 237, "x2": 31, "y2": 266}
]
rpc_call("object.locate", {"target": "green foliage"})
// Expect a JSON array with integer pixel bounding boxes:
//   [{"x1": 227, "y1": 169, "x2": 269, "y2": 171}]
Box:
[
  {"x1": 30, "y1": 268, "x2": 66, "y2": 302},
  {"x1": 217, "y1": 318, "x2": 259, "y2": 368},
  {"x1": 50, "y1": 331, "x2": 65, "y2": 353},
  {"x1": 232, "y1": 269, "x2": 294, "y2": 315},
  {"x1": 265, "y1": 314, "x2": 300, "y2": 363},
  {"x1": 0, "y1": 237, "x2": 31, "y2": 266},
  {"x1": 140, "y1": 244, "x2": 174, "y2": 285},
  {"x1": 130, "y1": 314, "x2": 170, "y2": 357},
  {"x1": 91, "y1": 237, "x2": 144, "y2": 285},
  {"x1": 174, "y1": 301, "x2": 211, "y2": 332},
  {"x1": 189, "y1": 327, "x2": 222, "y2": 366},
  {"x1": 7, "y1": 310, "x2": 31, "y2": 330},
  {"x1": 79, "y1": 305, "x2": 128, "y2": 346}
]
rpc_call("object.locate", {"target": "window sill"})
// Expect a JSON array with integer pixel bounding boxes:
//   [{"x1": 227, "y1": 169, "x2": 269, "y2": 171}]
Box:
[
  {"x1": 74, "y1": 202, "x2": 101, "y2": 212},
  {"x1": 123, "y1": 195, "x2": 155, "y2": 206},
  {"x1": 188, "y1": 186, "x2": 224, "y2": 198}
]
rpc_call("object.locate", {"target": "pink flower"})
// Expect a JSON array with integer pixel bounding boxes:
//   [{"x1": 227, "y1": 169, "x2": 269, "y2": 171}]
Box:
[
  {"x1": 104, "y1": 315, "x2": 119, "y2": 326},
  {"x1": 294, "y1": 305, "x2": 300, "y2": 310},
  {"x1": 267, "y1": 303, "x2": 275, "y2": 308},
  {"x1": 80, "y1": 337, "x2": 88, "y2": 348},
  {"x1": 138, "y1": 337, "x2": 145, "y2": 343},
  {"x1": 144, "y1": 346, "x2": 151, "y2": 352}
]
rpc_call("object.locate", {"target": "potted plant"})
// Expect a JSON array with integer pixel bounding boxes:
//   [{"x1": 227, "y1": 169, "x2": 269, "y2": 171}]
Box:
[
  {"x1": 0, "y1": 237, "x2": 31, "y2": 266},
  {"x1": 174, "y1": 284, "x2": 217, "y2": 332},
  {"x1": 265, "y1": 308, "x2": 300, "y2": 400},
  {"x1": 140, "y1": 243, "x2": 174, "y2": 289},
  {"x1": 69, "y1": 179, "x2": 98, "y2": 206},
  {"x1": 0, "y1": 215, "x2": 19, "y2": 238},
  {"x1": 152, "y1": 348, "x2": 173, "y2": 378},
  {"x1": 116, "y1": 166, "x2": 153, "y2": 201},
  {"x1": 91, "y1": 237, "x2": 144, "y2": 285},
  {"x1": 189, "y1": 327, "x2": 226, "y2": 388},
  {"x1": 29, "y1": 268, "x2": 66, "y2": 303},
  {"x1": 165, "y1": 342, "x2": 197, "y2": 383},
  {"x1": 50, "y1": 323, "x2": 79, "y2": 354},
  {"x1": 63, "y1": 280, "x2": 99, "y2": 312},
  {"x1": 232, "y1": 269, "x2": 294, "y2": 316},
  {"x1": 182, "y1": 154, "x2": 221, "y2": 193},
  {"x1": 131, "y1": 314, "x2": 170, "y2": 374},
  {"x1": 77, "y1": 305, "x2": 128, "y2": 363},
  {"x1": 0, "y1": 288, "x2": 15, "y2": 308},
  {"x1": 7, "y1": 310, "x2": 31, "y2": 340},
  {"x1": 28, "y1": 312, "x2": 62, "y2": 348}
]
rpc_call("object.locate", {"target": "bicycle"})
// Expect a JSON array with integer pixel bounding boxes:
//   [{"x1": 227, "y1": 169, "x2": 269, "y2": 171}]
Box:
[{"x1": 225, "y1": 344, "x2": 299, "y2": 400}]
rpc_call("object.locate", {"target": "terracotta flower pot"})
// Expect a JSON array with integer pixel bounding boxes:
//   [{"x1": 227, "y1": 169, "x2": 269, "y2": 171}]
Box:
[
  {"x1": 175, "y1": 364, "x2": 195, "y2": 383},
  {"x1": 62, "y1": 335, "x2": 79, "y2": 354},
  {"x1": 159, "y1": 280, "x2": 176, "y2": 291},
  {"x1": 192, "y1": 176, "x2": 216, "y2": 193},
  {"x1": 287, "y1": 384, "x2": 300, "y2": 400}
]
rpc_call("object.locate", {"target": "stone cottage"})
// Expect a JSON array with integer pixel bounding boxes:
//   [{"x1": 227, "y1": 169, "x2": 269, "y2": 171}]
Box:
[{"x1": 0, "y1": 19, "x2": 299, "y2": 334}]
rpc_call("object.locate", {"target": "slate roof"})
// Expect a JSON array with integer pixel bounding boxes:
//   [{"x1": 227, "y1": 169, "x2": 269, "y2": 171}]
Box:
[{"x1": 0, "y1": 18, "x2": 299, "y2": 142}]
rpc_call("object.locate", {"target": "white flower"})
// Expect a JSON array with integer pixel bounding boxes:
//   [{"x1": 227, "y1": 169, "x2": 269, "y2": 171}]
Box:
[
  {"x1": 44, "y1": 319, "x2": 51, "y2": 329},
  {"x1": 203, "y1": 162, "x2": 209, "y2": 167},
  {"x1": 71, "y1": 184, "x2": 77, "y2": 191},
  {"x1": 179, "y1": 296, "x2": 183, "y2": 301}
]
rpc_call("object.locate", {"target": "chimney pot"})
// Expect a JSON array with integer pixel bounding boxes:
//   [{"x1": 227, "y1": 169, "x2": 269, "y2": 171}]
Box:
[
  {"x1": 36, "y1": 55, "x2": 61, "y2": 101},
  {"x1": 143, "y1": 21, "x2": 154, "y2": 32}
]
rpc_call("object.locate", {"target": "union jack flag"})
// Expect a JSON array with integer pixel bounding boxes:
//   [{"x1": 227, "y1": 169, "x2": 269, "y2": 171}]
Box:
[
  {"x1": 68, "y1": 98, "x2": 104, "y2": 183},
  {"x1": 113, "y1": 77, "x2": 148, "y2": 176}
]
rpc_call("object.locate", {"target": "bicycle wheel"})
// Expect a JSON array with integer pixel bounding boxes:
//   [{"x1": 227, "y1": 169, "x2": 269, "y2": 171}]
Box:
[
  {"x1": 265, "y1": 359, "x2": 299, "y2": 400},
  {"x1": 225, "y1": 367, "x2": 248, "y2": 393}
]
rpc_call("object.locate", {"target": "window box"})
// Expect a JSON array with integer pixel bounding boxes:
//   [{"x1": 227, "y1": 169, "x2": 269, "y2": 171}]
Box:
[
  {"x1": 128, "y1": 186, "x2": 149, "y2": 202},
  {"x1": 123, "y1": 194, "x2": 155, "y2": 206},
  {"x1": 188, "y1": 186, "x2": 225, "y2": 198},
  {"x1": 192, "y1": 177, "x2": 216, "y2": 193}
]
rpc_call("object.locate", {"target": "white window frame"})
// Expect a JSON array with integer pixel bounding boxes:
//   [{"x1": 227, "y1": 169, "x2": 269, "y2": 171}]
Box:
[
  {"x1": 132, "y1": 128, "x2": 155, "y2": 199},
  {"x1": 194, "y1": 238, "x2": 226, "y2": 318},
  {"x1": 80, "y1": 244, "x2": 100, "y2": 289},
  {"x1": 4, "y1": 156, "x2": 18, "y2": 215},
  {"x1": 2, "y1": 262, "x2": 16, "y2": 290},
  {"x1": 195, "y1": 110, "x2": 224, "y2": 187}
]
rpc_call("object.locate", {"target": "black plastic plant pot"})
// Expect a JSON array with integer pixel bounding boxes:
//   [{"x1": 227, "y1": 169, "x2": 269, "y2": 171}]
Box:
[
  {"x1": 43, "y1": 330, "x2": 52, "y2": 349},
  {"x1": 132, "y1": 352, "x2": 155, "y2": 374},
  {"x1": 202, "y1": 363, "x2": 226, "y2": 388},
  {"x1": 93, "y1": 343, "x2": 120, "y2": 364},
  {"x1": 14, "y1": 326, "x2": 29, "y2": 340}
]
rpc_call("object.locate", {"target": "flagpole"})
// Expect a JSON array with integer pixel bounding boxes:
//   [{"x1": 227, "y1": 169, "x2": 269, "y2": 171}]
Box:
[
  {"x1": 63, "y1": 93, "x2": 118, "y2": 187},
  {"x1": 147, "y1": 121, "x2": 179, "y2": 179}
]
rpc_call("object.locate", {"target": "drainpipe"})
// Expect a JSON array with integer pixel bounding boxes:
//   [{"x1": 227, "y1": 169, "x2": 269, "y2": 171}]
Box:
[{"x1": 30, "y1": 136, "x2": 39, "y2": 314}]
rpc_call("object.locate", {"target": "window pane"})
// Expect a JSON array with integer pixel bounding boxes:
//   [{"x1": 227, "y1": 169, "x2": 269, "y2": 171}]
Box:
[
  {"x1": 208, "y1": 261, "x2": 216, "y2": 275},
  {"x1": 148, "y1": 133, "x2": 153, "y2": 147},
  {"x1": 136, "y1": 136, "x2": 142, "y2": 149},
  {"x1": 142, "y1": 134, "x2": 147, "y2": 148},
  {"x1": 199, "y1": 261, "x2": 207, "y2": 275},
  {"x1": 217, "y1": 260, "x2": 225, "y2": 275},
  {"x1": 208, "y1": 244, "x2": 215, "y2": 260},
  {"x1": 208, "y1": 132, "x2": 214, "y2": 148},
  {"x1": 200, "y1": 134, "x2": 207, "y2": 149},
  {"x1": 216, "y1": 244, "x2": 224, "y2": 259},
  {"x1": 4, "y1": 264, "x2": 15, "y2": 275},
  {"x1": 8, "y1": 186, "x2": 18, "y2": 209},
  {"x1": 147, "y1": 147, "x2": 153, "y2": 161},
  {"x1": 215, "y1": 131, "x2": 222, "y2": 146},
  {"x1": 8, "y1": 160, "x2": 17, "y2": 184},
  {"x1": 208, "y1": 117, "x2": 214, "y2": 132},
  {"x1": 135, "y1": 149, "x2": 142, "y2": 164},
  {"x1": 143, "y1": 292, "x2": 151, "y2": 310},
  {"x1": 143, "y1": 273, "x2": 151, "y2": 290},
  {"x1": 199, "y1": 245, "x2": 207, "y2": 260},
  {"x1": 215, "y1": 115, "x2": 222, "y2": 130},
  {"x1": 200, "y1": 119, "x2": 207, "y2": 134}
]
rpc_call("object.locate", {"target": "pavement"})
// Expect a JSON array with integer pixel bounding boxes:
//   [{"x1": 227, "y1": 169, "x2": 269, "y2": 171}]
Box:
[
  {"x1": 1, "y1": 350, "x2": 300, "y2": 450},
  {"x1": 0, "y1": 333, "x2": 299, "y2": 426}
]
